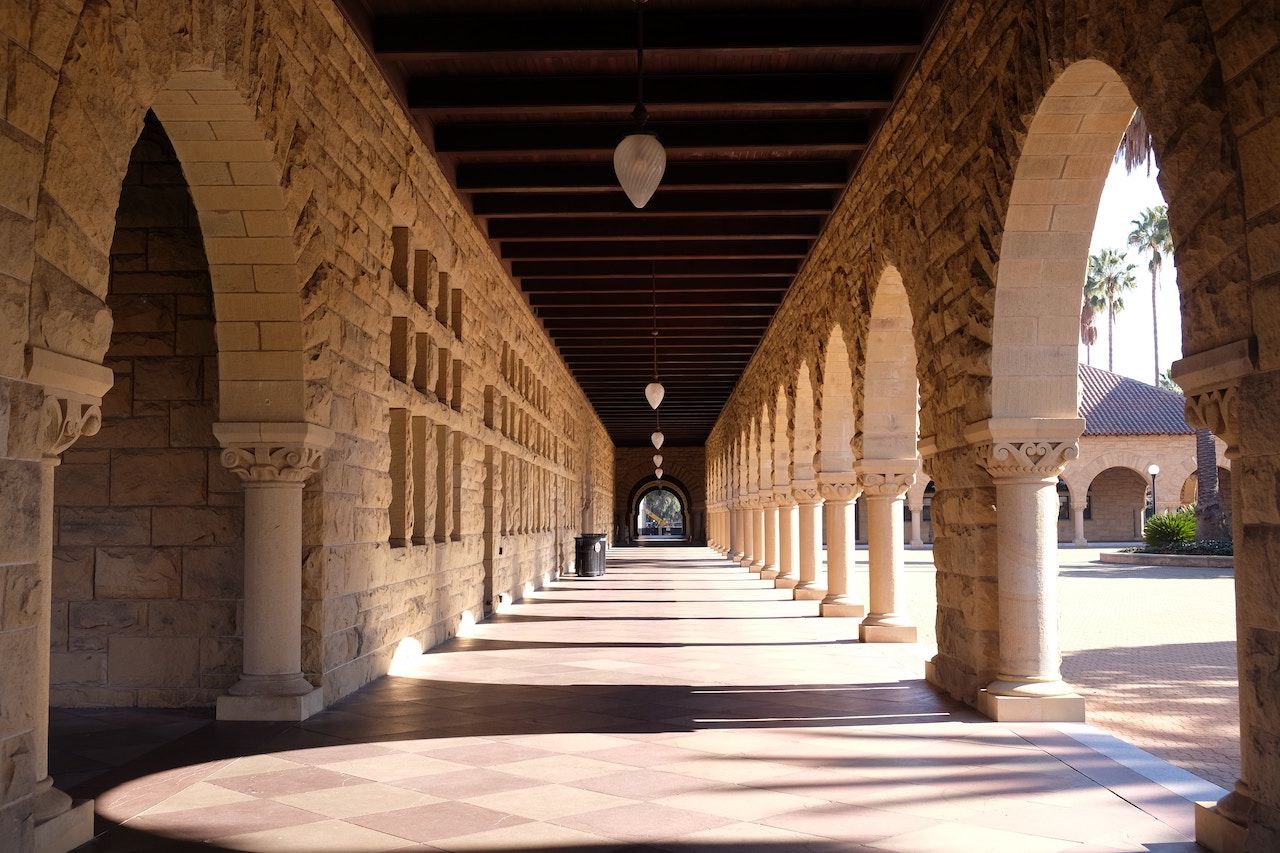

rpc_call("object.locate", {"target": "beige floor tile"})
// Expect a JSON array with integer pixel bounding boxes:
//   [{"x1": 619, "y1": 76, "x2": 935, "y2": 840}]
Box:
[
  {"x1": 318, "y1": 753, "x2": 470, "y2": 782},
  {"x1": 429, "y1": 819, "x2": 618, "y2": 852},
  {"x1": 216, "y1": 818, "x2": 416, "y2": 852},
  {"x1": 491, "y1": 753, "x2": 626, "y2": 783},
  {"x1": 207, "y1": 755, "x2": 306, "y2": 779},
  {"x1": 141, "y1": 782, "x2": 256, "y2": 816},
  {"x1": 867, "y1": 821, "x2": 1082, "y2": 853},
  {"x1": 656, "y1": 787, "x2": 830, "y2": 821},
  {"x1": 273, "y1": 781, "x2": 441, "y2": 819},
  {"x1": 463, "y1": 783, "x2": 635, "y2": 820},
  {"x1": 502, "y1": 733, "x2": 636, "y2": 754},
  {"x1": 655, "y1": 756, "x2": 802, "y2": 784}
]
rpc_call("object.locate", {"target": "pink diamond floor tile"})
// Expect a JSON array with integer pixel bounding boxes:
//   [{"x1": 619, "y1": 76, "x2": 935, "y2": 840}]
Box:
[{"x1": 64, "y1": 547, "x2": 1205, "y2": 851}]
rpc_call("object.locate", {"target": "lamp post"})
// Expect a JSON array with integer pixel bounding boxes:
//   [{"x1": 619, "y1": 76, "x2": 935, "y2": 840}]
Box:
[{"x1": 1147, "y1": 463, "x2": 1160, "y2": 520}]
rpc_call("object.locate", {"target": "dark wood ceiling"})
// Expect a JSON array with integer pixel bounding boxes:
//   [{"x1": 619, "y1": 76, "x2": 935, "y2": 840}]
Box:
[{"x1": 339, "y1": 0, "x2": 943, "y2": 446}]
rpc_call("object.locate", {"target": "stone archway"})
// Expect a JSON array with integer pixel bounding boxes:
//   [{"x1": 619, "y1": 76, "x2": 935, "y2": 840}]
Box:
[{"x1": 627, "y1": 476, "x2": 693, "y2": 544}]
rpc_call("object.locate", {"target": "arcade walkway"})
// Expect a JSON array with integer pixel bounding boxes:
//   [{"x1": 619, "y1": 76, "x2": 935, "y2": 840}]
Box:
[{"x1": 71, "y1": 549, "x2": 1209, "y2": 851}]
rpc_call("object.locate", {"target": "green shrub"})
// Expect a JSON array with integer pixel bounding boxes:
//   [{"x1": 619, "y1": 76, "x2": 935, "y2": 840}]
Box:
[{"x1": 1143, "y1": 510, "x2": 1195, "y2": 551}]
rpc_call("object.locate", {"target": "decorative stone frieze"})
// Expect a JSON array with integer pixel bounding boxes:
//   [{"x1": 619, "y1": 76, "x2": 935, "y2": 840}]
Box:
[
  {"x1": 817, "y1": 476, "x2": 860, "y2": 504},
  {"x1": 975, "y1": 439, "x2": 1079, "y2": 480},
  {"x1": 220, "y1": 444, "x2": 327, "y2": 483},
  {"x1": 857, "y1": 464, "x2": 915, "y2": 498},
  {"x1": 792, "y1": 482, "x2": 822, "y2": 504}
]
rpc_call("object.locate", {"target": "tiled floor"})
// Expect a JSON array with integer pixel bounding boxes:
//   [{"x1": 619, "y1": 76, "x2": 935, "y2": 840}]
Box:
[{"x1": 67, "y1": 547, "x2": 1212, "y2": 851}]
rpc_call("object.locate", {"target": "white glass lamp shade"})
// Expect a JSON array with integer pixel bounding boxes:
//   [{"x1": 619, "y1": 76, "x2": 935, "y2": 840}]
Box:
[
  {"x1": 1147, "y1": 463, "x2": 1160, "y2": 476},
  {"x1": 645, "y1": 382, "x2": 665, "y2": 409},
  {"x1": 655, "y1": 468, "x2": 664, "y2": 480},
  {"x1": 614, "y1": 132, "x2": 666, "y2": 209},
  {"x1": 652, "y1": 454, "x2": 663, "y2": 467},
  {"x1": 651, "y1": 431, "x2": 664, "y2": 450}
]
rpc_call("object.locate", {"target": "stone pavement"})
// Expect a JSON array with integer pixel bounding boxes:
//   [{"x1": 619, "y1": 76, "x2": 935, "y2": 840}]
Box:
[
  {"x1": 852, "y1": 546, "x2": 1240, "y2": 790},
  {"x1": 59, "y1": 547, "x2": 1210, "y2": 851}
]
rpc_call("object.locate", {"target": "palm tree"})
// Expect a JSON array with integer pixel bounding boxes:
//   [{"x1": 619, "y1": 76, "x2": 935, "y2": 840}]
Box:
[
  {"x1": 1084, "y1": 249, "x2": 1138, "y2": 372},
  {"x1": 1080, "y1": 299, "x2": 1098, "y2": 366},
  {"x1": 1129, "y1": 205, "x2": 1173, "y2": 386}
]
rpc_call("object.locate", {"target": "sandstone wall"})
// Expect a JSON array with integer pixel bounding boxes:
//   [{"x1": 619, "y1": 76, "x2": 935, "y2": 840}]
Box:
[
  {"x1": 0, "y1": 0, "x2": 615, "y2": 838},
  {"x1": 50, "y1": 114, "x2": 243, "y2": 707}
]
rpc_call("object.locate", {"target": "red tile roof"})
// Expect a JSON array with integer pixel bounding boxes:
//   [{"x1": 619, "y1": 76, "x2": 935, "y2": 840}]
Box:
[{"x1": 1079, "y1": 364, "x2": 1192, "y2": 436}]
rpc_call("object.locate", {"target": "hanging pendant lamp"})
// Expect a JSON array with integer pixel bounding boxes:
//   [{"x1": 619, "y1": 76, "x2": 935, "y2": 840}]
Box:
[
  {"x1": 655, "y1": 468, "x2": 664, "y2": 480},
  {"x1": 651, "y1": 431, "x2": 664, "y2": 450},
  {"x1": 614, "y1": 0, "x2": 665, "y2": 208},
  {"x1": 652, "y1": 454, "x2": 663, "y2": 467},
  {"x1": 645, "y1": 265, "x2": 664, "y2": 409}
]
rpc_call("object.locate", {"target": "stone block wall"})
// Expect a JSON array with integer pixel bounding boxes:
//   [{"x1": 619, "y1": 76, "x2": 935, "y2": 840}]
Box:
[
  {"x1": 1080, "y1": 467, "x2": 1148, "y2": 542},
  {"x1": 50, "y1": 113, "x2": 242, "y2": 707}
]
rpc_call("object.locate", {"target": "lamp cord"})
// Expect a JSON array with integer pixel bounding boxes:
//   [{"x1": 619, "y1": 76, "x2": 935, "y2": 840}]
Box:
[{"x1": 634, "y1": 0, "x2": 648, "y2": 127}]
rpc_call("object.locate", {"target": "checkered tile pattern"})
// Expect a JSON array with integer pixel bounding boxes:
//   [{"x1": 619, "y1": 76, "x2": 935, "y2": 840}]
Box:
[{"x1": 72, "y1": 548, "x2": 1204, "y2": 851}]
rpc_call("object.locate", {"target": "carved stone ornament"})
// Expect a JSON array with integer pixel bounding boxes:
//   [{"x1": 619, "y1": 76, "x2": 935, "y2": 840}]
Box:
[
  {"x1": 1183, "y1": 387, "x2": 1239, "y2": 457},
  {"x1": 818, "y1": 480, "x2": 861, "y2": 503},
  {"x1": 220, "y1": 444, "x2": 327, "y2": 483},
  {"x1": 977, "y1": 439, "x2": 1079, "y2": 480},
  {"x1": 859, "y1": 470, "x2": 915, "y2": 498},
  {"x1": 792, "y1": 483, "x2": 822, "y2": 504},
  {"x1": 40, "y1": 395, "x2": 102, "y2": 457}
]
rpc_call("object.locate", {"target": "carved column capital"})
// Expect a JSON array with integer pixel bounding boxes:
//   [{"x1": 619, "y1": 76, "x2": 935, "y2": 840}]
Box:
[
  {"x1": 975, "y1": 439, "x2": 1078, "y2": 481},
  {"x1": 817, "y1": 473, "x2": 861, "y2": 504},
  {"x1": 965, "y1": 418, "x2": 1083, "y2": 483},
  {"x1": 791, "y1": 481, "x2": 822, "y2": 505},
  {"x1": 1183, "y1": 387, "x2": 1239, "y2": 458},
  {"x1": 214, "y1": 422, "x2": 334, "y2": 485},
  {"x1": 858, "y1": 470, "x2": 915, "y2": 499},
  {"x1": 39, "y1": 395, "x2": 102, "y2": 458}
]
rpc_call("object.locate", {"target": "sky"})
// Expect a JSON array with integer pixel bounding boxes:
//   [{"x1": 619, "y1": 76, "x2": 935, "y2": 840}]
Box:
[{"x1": 1080, "y1": 157, "x2": 1181, "y2": 386}]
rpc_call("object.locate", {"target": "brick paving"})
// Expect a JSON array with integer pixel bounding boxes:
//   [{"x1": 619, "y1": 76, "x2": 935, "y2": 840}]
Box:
[
  {"x1": 858, "y1": 547, "x2": 1240, "y2": 789},
  {"x1": 57, "y1": 547, "x2": 1207, "y2": 851}
]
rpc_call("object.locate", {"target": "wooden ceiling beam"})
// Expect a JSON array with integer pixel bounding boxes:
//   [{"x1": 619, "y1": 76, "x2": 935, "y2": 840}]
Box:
[
  {"x1": 458, "y1": 163, "x2": 847, "y2": 194},
  {"x1": 372, "y1": 10, "x2": 927, "y2": 56},
  {"x1": 487, "y1": 215, "x2": 824, "y2": 240},
  {"x1": 500, "y1": 239, "x2": 809, "y2": 260},
  {"x1": 472, "y1": 190, "x2": 834, "y2": 217},
  {"x1": 409, "y1": 72, "x2": 895, "y2": 112},
  {"x1": 435, "y1": 119, "x2": 869, "y2": 156},
  {"x1": 514, "y1": 257, "x2": 798, "y2": 277},
  {"x1": 526, "y1": 276, "x2": 789, "y2": 293}
]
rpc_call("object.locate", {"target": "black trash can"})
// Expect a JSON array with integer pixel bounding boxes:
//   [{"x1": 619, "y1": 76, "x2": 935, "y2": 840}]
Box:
[{"x1": 574, "y1": 534, "x2": 608, "y2": 577}]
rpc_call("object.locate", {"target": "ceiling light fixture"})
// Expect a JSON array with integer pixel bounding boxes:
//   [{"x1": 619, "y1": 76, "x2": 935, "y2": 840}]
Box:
[{"x1": 613, "y1": 0, "x2": 665, "y2": 208}]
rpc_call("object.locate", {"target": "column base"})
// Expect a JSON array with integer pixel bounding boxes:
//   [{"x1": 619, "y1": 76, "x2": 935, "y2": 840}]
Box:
[
  {"x1": 793, "y1": 584, "x2": 826, "y2": 600},
  {"x1": 35, "y1": 798, "x2": 93, "y2": 853},
  {"x1": 975, "y1": 689, "x2": 1085, "y2": 722},
  {"x1": 217, "y1": 686, "x2": 324, "y2": 721},
  {"x1": 1072, "y1": 538, "x2": 1088, "y2": 546},
  {"x1": 819, "y1": 601, "x2": 865, "y2": 618},
  {"x1": 759, "y1": 567, "x2": 779, "y2": 580},
  {"x1": 1195, "y1": 802, "x2": 1248, "y2": 853},
  {"x1": 859, "y1": 623, "x2": 918, "y2": 643},
  {"x1": 773, "y1": 576, "x2": 798, "y2": 590}
]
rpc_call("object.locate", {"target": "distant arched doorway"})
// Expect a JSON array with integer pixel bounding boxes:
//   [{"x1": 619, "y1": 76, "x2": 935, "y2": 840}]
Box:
[{"x1": 627, "y1": 477, "x2": 693, "y2": 544}]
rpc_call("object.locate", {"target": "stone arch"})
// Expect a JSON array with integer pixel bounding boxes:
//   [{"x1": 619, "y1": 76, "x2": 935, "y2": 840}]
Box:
[
  {"x1": 772, "y1": 384, "x2": 790, "y2": 488},
  {"x1": 858, "y1": 266, "x2": 918, "y2": 462},
  {"x1": 793, "y1": 361, "x2": 817, "y2": 482},
  {"x1": 628, "y1": 476, "x2": 692, "y2": 542},
  {"x1": 758, "y1": 401, "x2": 773, "y2": 496},
  {"x1": 817, "y1": 325, "x2": 854, "y2": 474},
  {"x1": 33, "y1": 60, "x2": 310, "y2": 424},
  {"x1": 990, "y1": 60, "x2": 1138, "y2": 422}
]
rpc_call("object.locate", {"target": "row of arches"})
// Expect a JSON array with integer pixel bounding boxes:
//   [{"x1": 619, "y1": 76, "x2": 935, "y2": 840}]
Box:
[{"x1": 705, "y1": 46, "x2": 1276, "y2": 851}]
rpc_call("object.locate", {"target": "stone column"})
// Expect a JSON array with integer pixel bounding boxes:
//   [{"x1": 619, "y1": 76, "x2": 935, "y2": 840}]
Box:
[
  {"x1": 740, "y1": 498, "x2": 757, "y2": 568},
  {"x1": 759, "y1": 493, "x2": 779, "y2": 579},
  {"x1": 967, "y1": 419, "x2": 1085, "y2": 722},
  {"x1": 214, "y1": 422, "x2": 333, "y2": 722},
  {"x1": 1173, "y1": 342, "x2": 1259, "y2": 851},
  {"x1": 1071, "y1": 501, "x2": 1087, "y2": 546},
  {"x1": 792, "y1": 483, "x2": 824, "y2": 600},
  {"x1": 908, "y1": 500, "x2": 924, "y2": 548},
  {"x1": 857, "y1": 463, "x2": 917, "y2": 642},
  {"x1": 818, "y1": 476, "x2": 864, "y2": 617},
  {"x1": 775, "y1": 494, "x2": 798, "y2": 590},
  {"x1": 747, "y1": 494, "x2": 757, "y2": 568},
  {"x1": 28, "y1": 349, "x2": 112, "y2": 852},
  {"x1": 729, "y1": 503, "x2": 743, "y2": 561}
]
